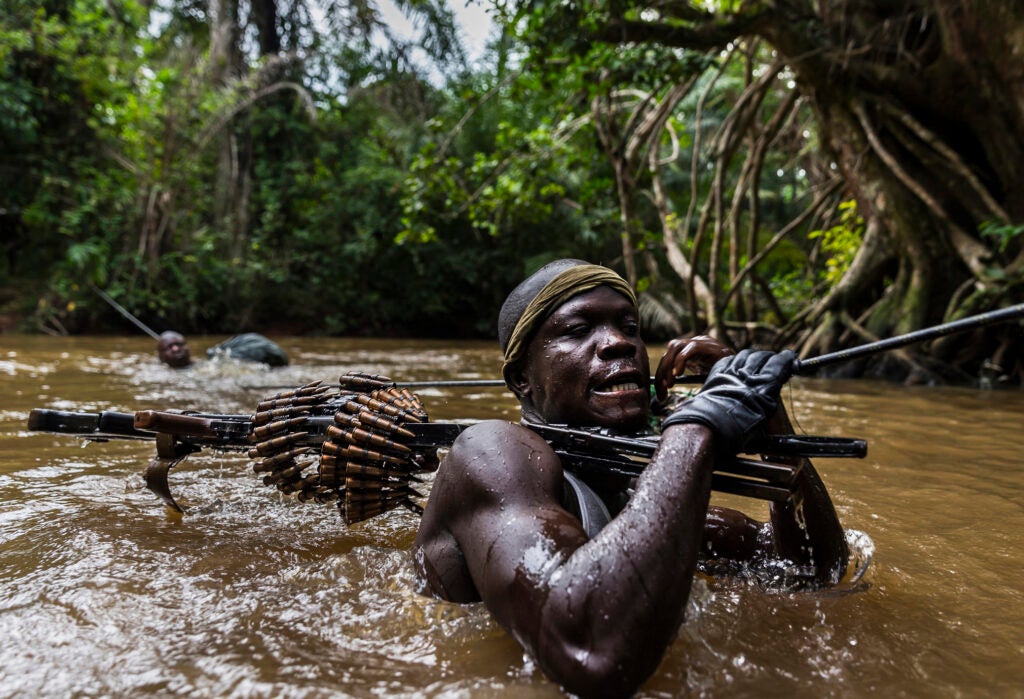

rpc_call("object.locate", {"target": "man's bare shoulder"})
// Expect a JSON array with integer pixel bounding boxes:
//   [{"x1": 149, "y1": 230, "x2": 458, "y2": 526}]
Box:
[
  {"x1": 414, "y1": 419, "x2": 569, "y2": 602},
  {"x1": 443, "y1": 419, "x2": 563, "y2": 499}
]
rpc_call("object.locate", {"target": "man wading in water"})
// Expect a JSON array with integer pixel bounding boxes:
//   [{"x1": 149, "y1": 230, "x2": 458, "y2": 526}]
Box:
[
  {"x1": 413, "y1": 259, "x2": 848, "y2": 697},
  {"x1": 156, "y1": 331, "x2": 289, "y2": 369}
]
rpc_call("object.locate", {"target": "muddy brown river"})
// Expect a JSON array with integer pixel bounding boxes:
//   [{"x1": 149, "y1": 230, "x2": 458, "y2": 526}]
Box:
[{"x1": 2, "y1": 334, "x2": 1022, "y2": 697}]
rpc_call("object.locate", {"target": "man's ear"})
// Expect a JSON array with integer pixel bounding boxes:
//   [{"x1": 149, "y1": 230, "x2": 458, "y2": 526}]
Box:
[{"x1": 506, "y1": 363, "x2": 531, "y2": 400}]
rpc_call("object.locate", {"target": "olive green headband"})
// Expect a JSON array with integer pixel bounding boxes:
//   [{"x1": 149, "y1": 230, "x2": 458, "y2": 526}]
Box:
[{"x1": 501, "y1": 264, "x2": 637, "y2": 382}]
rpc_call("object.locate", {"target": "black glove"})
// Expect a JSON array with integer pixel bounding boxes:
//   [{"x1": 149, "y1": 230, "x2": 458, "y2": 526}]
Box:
[{"x1": 660, "y1": 349, "x2": 797, "y2": 447}]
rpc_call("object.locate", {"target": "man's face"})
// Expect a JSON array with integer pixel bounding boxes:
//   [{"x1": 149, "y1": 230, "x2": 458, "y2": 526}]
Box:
[
  {"x1": 516, "y1": 286, "x2": 650, "y2": 430},
  {"x1": 157, "y1": 333, "x2": 192, "y2": 368}
]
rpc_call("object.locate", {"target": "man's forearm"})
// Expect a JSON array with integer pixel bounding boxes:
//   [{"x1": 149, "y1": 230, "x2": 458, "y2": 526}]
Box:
[
  {"x1": 531, "y1": 424, "x2": 716, "y2": 696},
  {"x1": 765, "y1": 409, "x2": 848, "y2": 583}
]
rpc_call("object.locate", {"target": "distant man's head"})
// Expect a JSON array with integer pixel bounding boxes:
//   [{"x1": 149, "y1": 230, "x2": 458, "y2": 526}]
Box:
[{"x1": 157, "y1": 331, "x2": 192, "y2": 368}]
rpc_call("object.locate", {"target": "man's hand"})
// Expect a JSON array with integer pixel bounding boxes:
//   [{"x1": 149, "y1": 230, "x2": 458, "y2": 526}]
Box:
[
  {"x1": 660, "y1": 349, "x2": 797, "y2": 448},
  {"x1": 654, "y1": 334, "x2": 733, "y2": 402}
]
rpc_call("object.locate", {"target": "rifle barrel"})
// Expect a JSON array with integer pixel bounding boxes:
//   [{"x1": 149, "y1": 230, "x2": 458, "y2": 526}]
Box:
[
  {"x1": 797, "y1": 302, "x2": 1024, "y2": 372},
  {"x1": 242, "y1": 303, "x2": 1024, "y2": 392},
  {"x1": 92, "y1": 285, "x2": 162, "y2": 341}
]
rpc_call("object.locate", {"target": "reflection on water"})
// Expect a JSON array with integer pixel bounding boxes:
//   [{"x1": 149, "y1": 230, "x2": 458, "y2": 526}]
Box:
[{"x1": 2, "y1": 335, "x2": 1023, "y2": 697}]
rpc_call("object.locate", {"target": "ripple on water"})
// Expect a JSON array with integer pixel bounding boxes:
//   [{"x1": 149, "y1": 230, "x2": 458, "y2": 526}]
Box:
[{"x1": 5, "y1": 339, "x2": 1024, "y2": 696}]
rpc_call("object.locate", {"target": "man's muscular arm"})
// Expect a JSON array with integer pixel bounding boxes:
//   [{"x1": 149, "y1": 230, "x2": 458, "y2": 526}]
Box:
[
  {"x1": 762, "y1": 408, "x2": 849, "y2": 584},
  {"x1": 655, "y1": 339, "x2": 847, "y2": 583},
  {"x1": 418, "y1": 418, "x2": 716, "y2": 698},
  {"x1": 696, "y1": 414, "x2": 849, "y2": 587},
  {"x1": 415, "y1": 351, "x2": 798, "y2": 696}
]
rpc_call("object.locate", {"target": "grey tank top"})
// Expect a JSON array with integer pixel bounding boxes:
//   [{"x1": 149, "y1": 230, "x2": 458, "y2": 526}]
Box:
[{"x1": 562, "y1": 470, "x2": 612, "y2": 537}]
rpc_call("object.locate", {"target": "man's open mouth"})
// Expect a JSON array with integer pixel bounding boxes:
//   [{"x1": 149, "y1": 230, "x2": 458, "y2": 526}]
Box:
[
  {"x1": 593, "y1": 375, "x2": 644, "y2": 394},
  {"x1": 596, "y1": 382, "x2": 638, "y2": 393}
]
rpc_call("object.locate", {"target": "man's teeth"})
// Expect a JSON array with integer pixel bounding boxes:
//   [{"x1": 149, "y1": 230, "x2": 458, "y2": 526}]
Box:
[{"x1": 600, "y1": 382, "x2": 639, "y2": 392}]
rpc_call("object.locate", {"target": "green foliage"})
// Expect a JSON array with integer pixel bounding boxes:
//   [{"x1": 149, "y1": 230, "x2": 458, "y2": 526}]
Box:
[
  {"x1": 3, "y1": 0, "x2": 501, "y2": 335},
  {"x1": 397, "y1": 41, "x2": 624, "y2": 278},
  {"x1": 1, "y1": 0, "x2": 860, "y2": 342},
  {"x1": 979, "y1": 220, "x2": 1024, "y2": 255},
  {"x1": 809, "y1": 199, "x2": 864, "y2": 287},
  {"x1": 397, "y1": 5, "x2": 725, "y2": 292}
]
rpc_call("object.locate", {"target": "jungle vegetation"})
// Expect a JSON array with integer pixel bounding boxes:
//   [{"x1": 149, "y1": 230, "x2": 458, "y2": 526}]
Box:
[{"x1": 2, "y1": 0, "x2": 1022, "y2": 385}]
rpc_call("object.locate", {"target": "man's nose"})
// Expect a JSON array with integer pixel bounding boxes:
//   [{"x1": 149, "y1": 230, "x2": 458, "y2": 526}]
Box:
[{"x1": 595, "y1": 326, "x2": 637, "y2": 358}]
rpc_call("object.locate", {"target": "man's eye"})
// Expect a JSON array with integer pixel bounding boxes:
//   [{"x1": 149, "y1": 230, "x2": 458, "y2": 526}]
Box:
[
  {"x1": 622, "y1": 321, "x2": 639, "y2": 335},
  {"x1": 563, "y1": 323, "x2": 590, "y2": 337}
]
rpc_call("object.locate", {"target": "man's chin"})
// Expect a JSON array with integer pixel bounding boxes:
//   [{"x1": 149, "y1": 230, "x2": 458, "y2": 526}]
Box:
[{"x1": 586, "y1": 395, "x2": 650, "y2": 431}]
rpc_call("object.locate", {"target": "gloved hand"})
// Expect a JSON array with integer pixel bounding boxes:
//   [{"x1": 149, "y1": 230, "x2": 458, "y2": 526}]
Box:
[{"x1": 660, "y1": 349, "x2": 797, "y2": 448}]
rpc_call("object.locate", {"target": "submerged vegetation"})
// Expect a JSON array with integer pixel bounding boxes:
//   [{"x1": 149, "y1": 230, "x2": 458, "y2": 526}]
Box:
[{"x1": 2, "y1": 1, "x2": 1022, "y2": 384}]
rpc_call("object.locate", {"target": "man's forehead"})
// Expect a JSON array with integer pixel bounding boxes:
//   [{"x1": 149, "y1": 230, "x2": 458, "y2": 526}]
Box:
[
  {"x1": 546, "y1": 286, "x2": 637, "y2": 319},
  {"x1": 159, "y1": 333, "x2": 185, "y2": 345},
  {"x1": 498, "y1": 259, "x2": 590, "y2": 350}
]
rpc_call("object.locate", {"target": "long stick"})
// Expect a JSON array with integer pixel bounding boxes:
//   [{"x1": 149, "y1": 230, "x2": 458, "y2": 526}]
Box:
[
  {"x1": 243, "y1": 302, "x2": 1024, "y2": 391},
  {"x1": 394, "y1": 379, "x2": 507, "y2": 388},
  {"x1": 240, "y1": 378, "x2": 510, "y2": 390},
  {"x1": 796, "y1": 302, "x2": 1024, "y2": 373},
  {"x1": 92, "y1": 285, "x2": 162, "y2": 341}
]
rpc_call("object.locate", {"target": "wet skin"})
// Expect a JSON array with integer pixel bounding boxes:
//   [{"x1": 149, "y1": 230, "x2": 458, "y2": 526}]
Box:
[
  {"x1": 413, "y1": 287, "x2": 847, "y2": 697},
  {"x1": 414, "y1": 419, "x2": 716, "y2": 698},
  {"x1": 510, "y1": 286, "x2": 652, "y2": 432},
  {"x1": 648, "y1": 331, "x2": 847, "y2": 577},
  {"x1": 157, "y1": 331, "x2": 192, "y2": 368}
]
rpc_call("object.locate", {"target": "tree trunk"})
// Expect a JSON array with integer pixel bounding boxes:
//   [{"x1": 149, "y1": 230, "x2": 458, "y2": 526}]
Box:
[
  {"x1": 208, "y1": 0, "x2": 249, "y2": 259},
  {"x1": 758, "y1": 1, "x2": 1024, "y2": 380},
  {"x1": 599, "y1": 0, "x2": 1024, "y2": 382}
]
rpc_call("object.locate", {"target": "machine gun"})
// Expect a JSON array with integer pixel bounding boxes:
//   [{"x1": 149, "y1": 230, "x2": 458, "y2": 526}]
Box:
[
  {"x1": 27, "y1": 372, "x2": 866, "y2": 524},
  {"x1": 29, "y1": 304, "x2": 1024, "y2": 526}
]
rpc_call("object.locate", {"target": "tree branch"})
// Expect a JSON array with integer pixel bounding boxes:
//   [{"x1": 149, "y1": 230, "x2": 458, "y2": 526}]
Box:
[
  {"x1": 802, "y1": 216, "x2": 892, "y2": 329},
  {"x1": 879, "y1": 102, "x2": 1010, "y2": 223},
  {"x1": 852, "y1": 101, "x2": 990, "y2": 278},
  {"x1": 597, "y1": 8, "x2": 771, "y2": 52},
  {"x1": 197, "y1": 81, "x2": 316, "y2": 149},
  {"x1": 722, "y1": 177, "x2": 842, "y2": 310}
]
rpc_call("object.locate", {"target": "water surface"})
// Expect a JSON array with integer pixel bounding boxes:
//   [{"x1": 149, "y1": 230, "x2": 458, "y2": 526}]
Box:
[{"x1": 2, "y1": 335, "x2": 1022, "y2": 697}]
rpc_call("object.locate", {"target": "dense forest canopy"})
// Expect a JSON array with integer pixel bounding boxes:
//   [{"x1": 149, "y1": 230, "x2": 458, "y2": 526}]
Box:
[{"x1": 1, "y1": 0, "x2": 1021, "y2": 385}]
